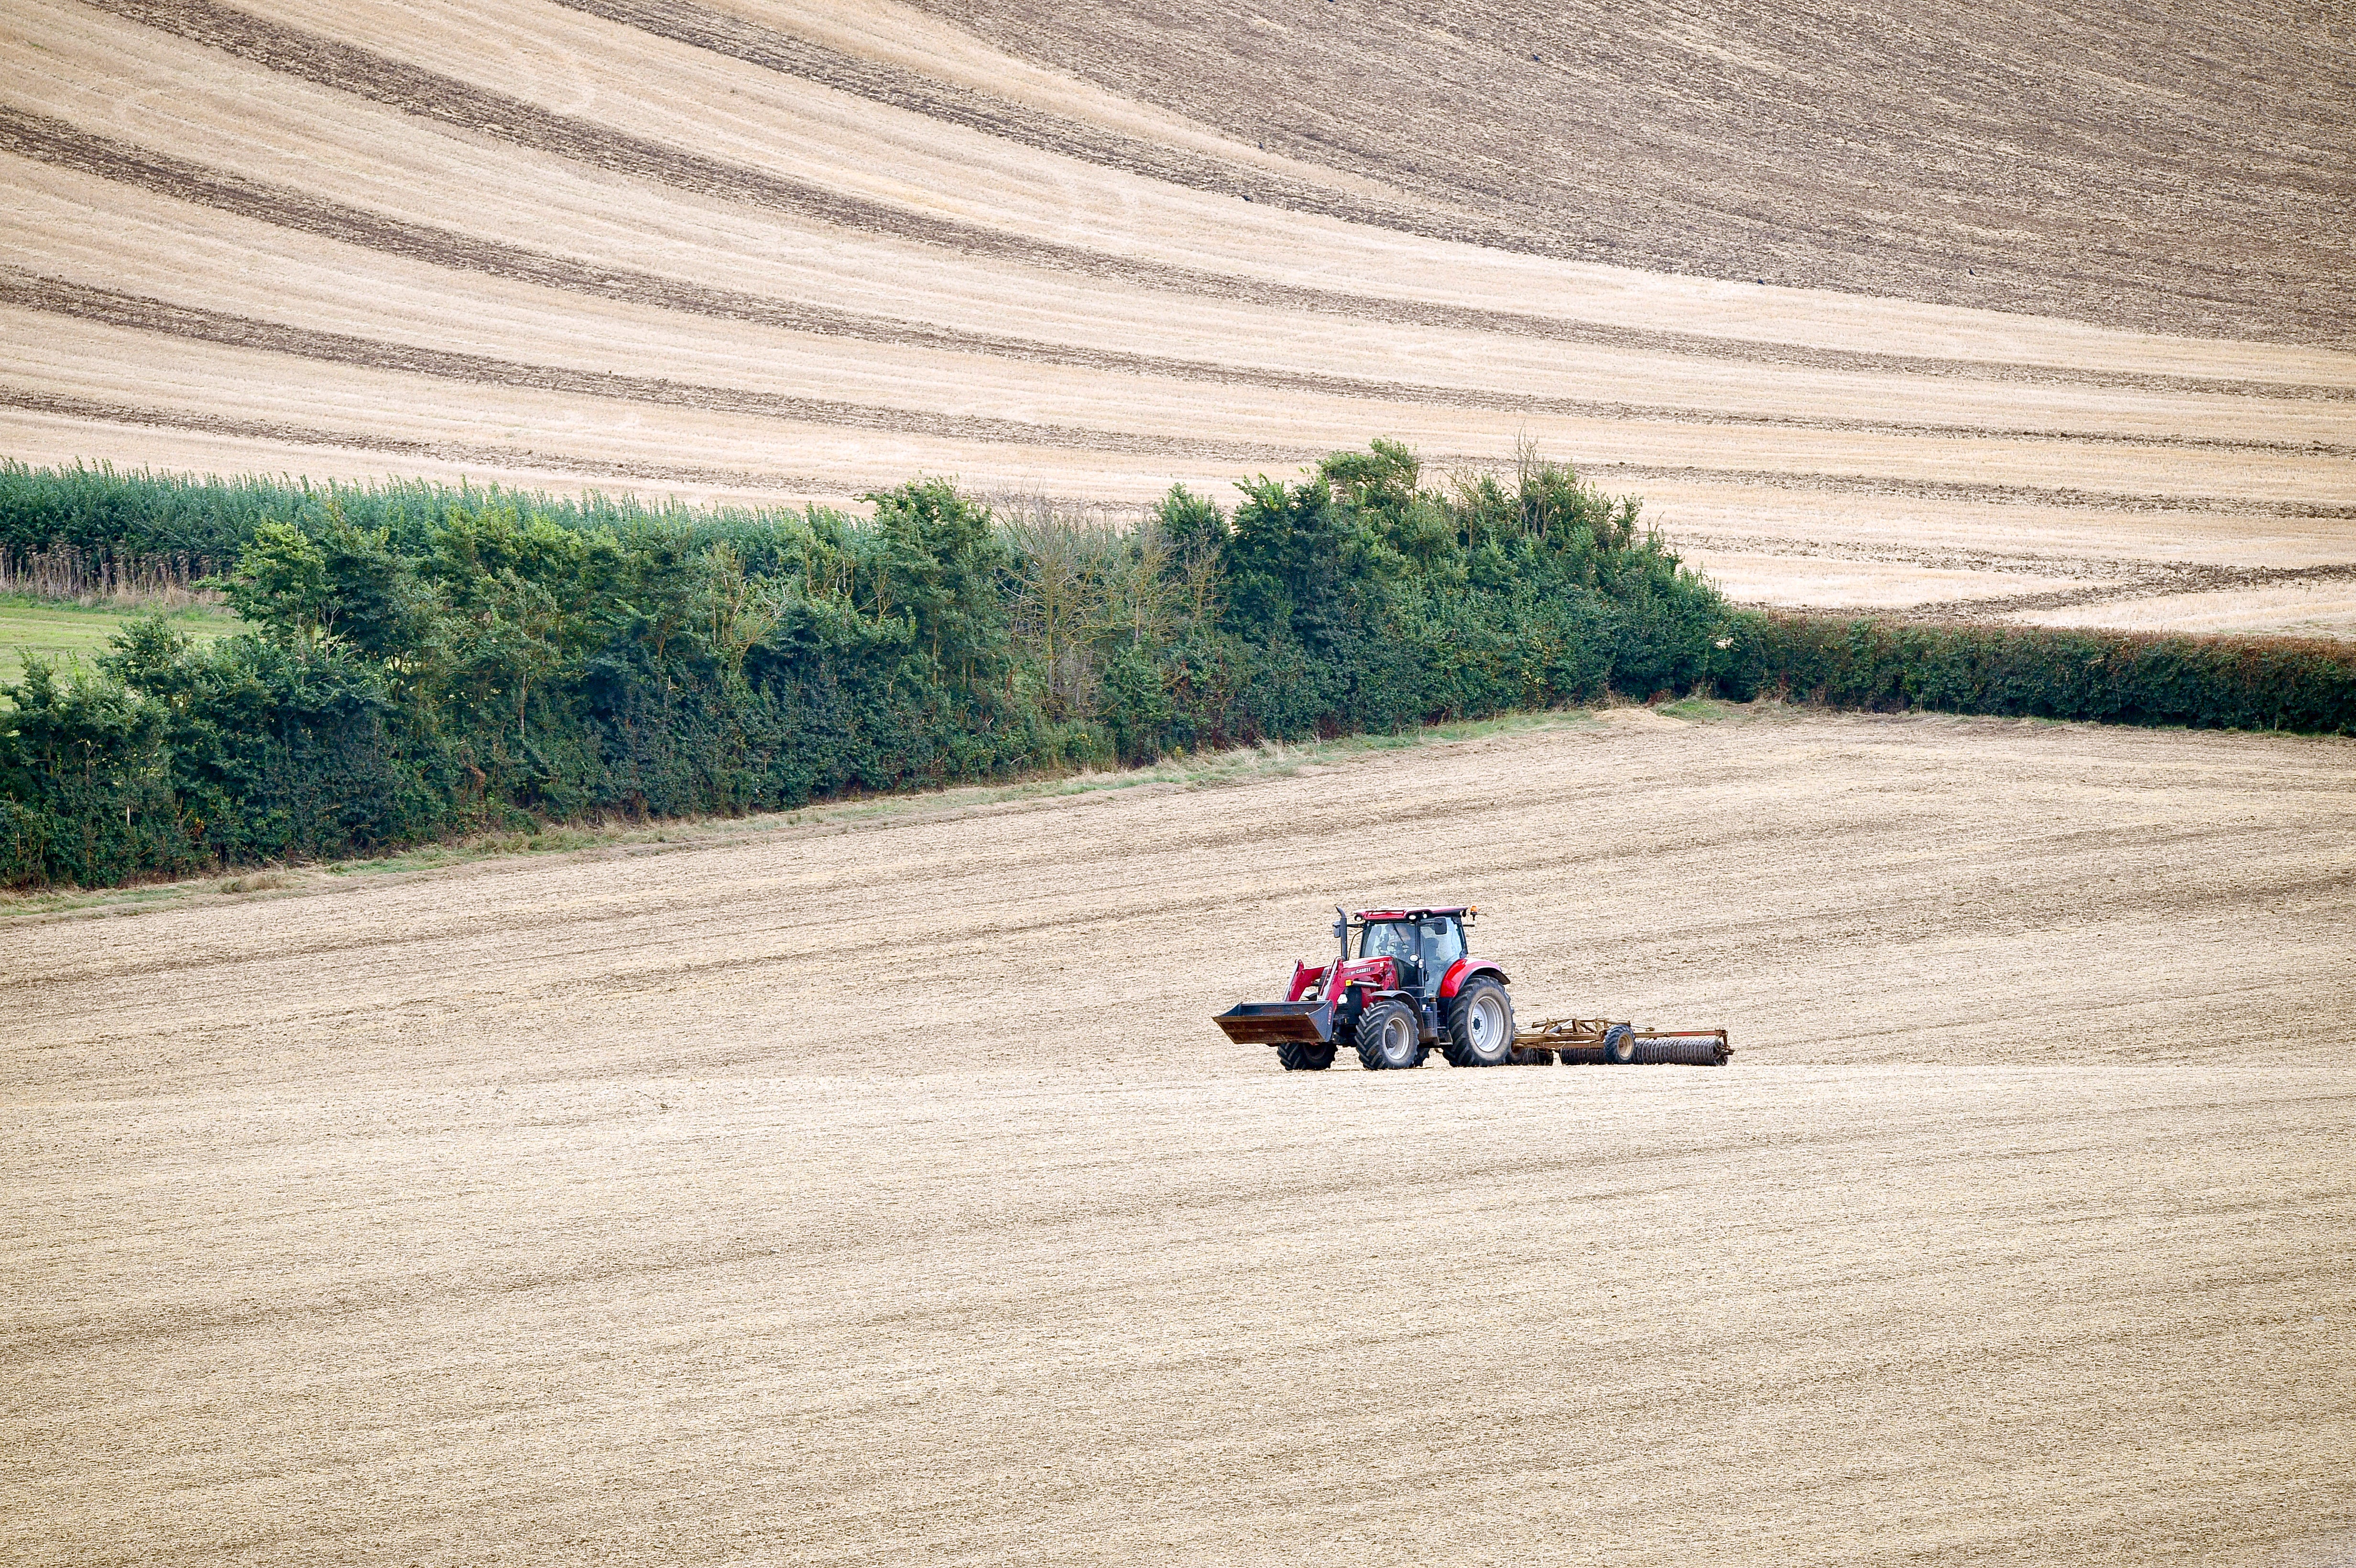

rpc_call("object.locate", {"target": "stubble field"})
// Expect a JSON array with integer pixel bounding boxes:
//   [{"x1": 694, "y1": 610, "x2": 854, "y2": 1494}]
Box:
[
  {"x1": 7, "y1": 708, "x2": 2354, "y2": 1564},
  {"x1": 2, "y1": 0, "x2": 2353, "y2": 634}
]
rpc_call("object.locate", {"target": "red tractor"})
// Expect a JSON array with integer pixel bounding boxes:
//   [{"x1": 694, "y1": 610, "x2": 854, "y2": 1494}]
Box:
[{"x1": 1213, "y1": 906, "x2": 1517, "y2": 1070}]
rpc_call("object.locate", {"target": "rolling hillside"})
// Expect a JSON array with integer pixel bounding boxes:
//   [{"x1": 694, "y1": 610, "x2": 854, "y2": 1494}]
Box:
[
  {"x1": 9, "y1": 711, "x2": 2355, "y2": 1564},
  {"x1": 1, "y1": 0, "x2": 2351, "y2": 632}
]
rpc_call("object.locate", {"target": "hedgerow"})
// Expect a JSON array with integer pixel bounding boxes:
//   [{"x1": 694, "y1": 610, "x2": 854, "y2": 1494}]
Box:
[
  {"x1": 4, "y1": 449, "x2": 2348, "y2": 889},
  {"x1": 0, "y1": 443, "x2": 1720, "y2": 886},
  {"x1": 1720, "y1": 612, "x2": 2356, "y2": 735}
]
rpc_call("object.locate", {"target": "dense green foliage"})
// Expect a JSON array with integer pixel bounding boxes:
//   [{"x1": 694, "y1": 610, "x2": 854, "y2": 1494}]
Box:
[
  {"x1": 7, "y1": 452, "x2": 2349, "y2": 889},
  {"x1": 0, "y1": 445, "x2": 1723, "y2": 886},
  {"x1": 0, "y1": 459, "x2": 808, "y2": 574},
  {"x1": 1721, "y1": 613, "x2": 2356, "y2": 735}
]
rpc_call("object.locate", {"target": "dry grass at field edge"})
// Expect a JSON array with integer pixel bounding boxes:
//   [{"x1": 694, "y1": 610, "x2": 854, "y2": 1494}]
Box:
[
  {"x1": 0, "y1": 703, "x2": 1642, "y2": 919},
  {"x1": 12, "y1": 697, "x2": 2346, "y2": 929}
]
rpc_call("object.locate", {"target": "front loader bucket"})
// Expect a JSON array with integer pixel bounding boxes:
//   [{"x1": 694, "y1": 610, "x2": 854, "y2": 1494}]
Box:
[{"x1": 1214, "y1": 1000, "x2": 1336, "y2": 1045}]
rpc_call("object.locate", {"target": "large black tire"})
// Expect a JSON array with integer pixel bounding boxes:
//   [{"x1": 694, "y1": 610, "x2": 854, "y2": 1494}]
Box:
[
  {"x1": 1276, "y1": 1040, "x2": 1336, "y2": 1071},
  {"x1": 1351, "y1": 998, "x2": 1424, "y2": 1070},
  {"x1": 1601, "y1": 1023, "x2": 1636, "y2": 1064},
  {"x1": 1442, "y1": 979, "x2": 1516, "y2": 1067}
]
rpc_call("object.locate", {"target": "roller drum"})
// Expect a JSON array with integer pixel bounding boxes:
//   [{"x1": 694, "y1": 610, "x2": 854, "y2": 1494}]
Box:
[{"x1": 1632, "y1": 1036, "x2": 1729, "y2": 1066}]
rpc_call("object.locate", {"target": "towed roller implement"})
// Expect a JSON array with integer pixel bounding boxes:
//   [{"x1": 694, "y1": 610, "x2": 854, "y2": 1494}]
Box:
[
  {"x1": 1507, "y1": 1018, "x2": 1732, "y2": 1067},
  {"x1": 1214, "y1": 905, "x2": 1730, "y2": 1071}
]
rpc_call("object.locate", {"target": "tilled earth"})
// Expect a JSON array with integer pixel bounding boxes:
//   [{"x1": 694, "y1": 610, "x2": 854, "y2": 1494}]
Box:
[
  {"x1": 4, "y1": 0, "x2": 2353, "y2": 633},
  {"x1": 5, "y1": 709, "x2": 2354, "y2": 1564}
]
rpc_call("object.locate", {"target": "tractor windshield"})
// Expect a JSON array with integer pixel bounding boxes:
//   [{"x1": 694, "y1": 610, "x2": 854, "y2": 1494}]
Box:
[{"x1": 1357, "y1": 919, "x2": 1464, "y2": 985}]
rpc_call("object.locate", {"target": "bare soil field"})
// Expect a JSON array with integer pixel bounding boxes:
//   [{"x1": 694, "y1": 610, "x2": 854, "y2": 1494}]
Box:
[
  {"x1": 917, "y1": 0, "x2": 2356, "y2": 347},
  {"x1": 6, "y1": 709, "x2": 2354, "y2": 1563},
  {"x1": 1, "y1": 0, "x2": 2351, "y2": 632}
]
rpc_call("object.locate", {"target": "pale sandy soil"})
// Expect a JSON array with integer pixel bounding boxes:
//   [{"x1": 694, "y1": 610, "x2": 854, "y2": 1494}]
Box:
[
  {"x1": 2010, "y1": 584, "x2": 2356, "y2": 642},
  {"x1": 5, "y1": 710, "x2": 2354, "y2": 1564},
  {"x1": 0, "y1": 0, "x2": 2350, "y2": 632}
]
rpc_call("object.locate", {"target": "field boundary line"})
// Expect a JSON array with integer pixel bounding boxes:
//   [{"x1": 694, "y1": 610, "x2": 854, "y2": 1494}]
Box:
[
  {"x1": 79, "y1": 0, "x2": 2356, "y2": 403},
  {"x1": 0, "y1": 270, "x2": 1308, "y2": 463},
  {"x1": 5, "y1": 110, "x2": 2349, "y2": 461},
  {"x1": 0, "y1": 709, "x2": 1629, "y2": 924},
  {"x1": 0, "y1": 385, "x2": 848, "y2": 493},
  {"x1": 8, "y1": 272, "x2": 2351, "y2": 519}
]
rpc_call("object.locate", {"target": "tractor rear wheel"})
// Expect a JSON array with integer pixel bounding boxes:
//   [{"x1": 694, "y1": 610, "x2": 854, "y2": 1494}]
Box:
[
  {"x1": 1352, "y1": 999, "x2": 1424, "y2": 1070},
  {"x1": 1443, "y1": 979, "x2": 1516, "y2": 1067},
  {"x1": 1276, "y1": 1040, "x2": 1335, "y2": 1071},
  {"x1": 1602, "y1": 1023, "x2": 1636, "y2": 1064}
]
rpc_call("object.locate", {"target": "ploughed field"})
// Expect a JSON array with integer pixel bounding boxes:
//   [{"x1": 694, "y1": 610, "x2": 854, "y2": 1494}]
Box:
[
  {"x1": 3, "y1": 0, "x2": 2355, "y2": 634},
  {"x1": 7, "y1": 708, "x2": 2354, "y2": 1564}
]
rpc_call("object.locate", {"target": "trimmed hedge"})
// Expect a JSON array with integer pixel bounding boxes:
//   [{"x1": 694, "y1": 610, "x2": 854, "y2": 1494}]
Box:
[
  {"x1": 0, "y1": 446, "x2": 1724, "y2": 888},
  {"x1": 1726, "y1": 612, "x2": 2356, "y2": 736},
  {"x1": 5, "y1": 451, "x2": 2347, "y2": 891}
]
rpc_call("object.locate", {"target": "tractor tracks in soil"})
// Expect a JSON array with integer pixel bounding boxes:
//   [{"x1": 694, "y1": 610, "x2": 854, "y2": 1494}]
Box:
[
  {"x1": 72, "y1": 0, "x2": 2356, "y2": 405},
  {"x1": 10, "y1": 268, "x2": 2352, "y2": 520},
  {"x1": 0, "y1": 385, "x2": 841, "y2": 492},
  {"x1": 0, "y1": 270, "x2": 1304, "y2": 464},
  {"x1": 547, "y1": 0, "x2": 1522, "y2": 254},
  {"x1": 1677, "y1": 531, "x2": 2356, "y2": 621},
  {"x1": 4, "y1": 108, "x2": 2349, "y2": 465}
]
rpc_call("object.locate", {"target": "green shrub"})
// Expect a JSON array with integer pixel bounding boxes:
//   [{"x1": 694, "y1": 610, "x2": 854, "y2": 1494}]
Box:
[
  {"x1": 0, "y1": 446, "x2": 1723, "y2": 885},
  {"x1": 1723, "y1": 613, "x2": 2356, "y2": 735},
  {"x1": 10, "y1": 447, "x2": 2343, "y2": 890}
]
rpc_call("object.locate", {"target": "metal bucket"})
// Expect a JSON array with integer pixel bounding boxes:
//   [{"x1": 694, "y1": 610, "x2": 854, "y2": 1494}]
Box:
[{"x1": 1213, "y1": 1000, "x2": 1335, "y2": 1045}]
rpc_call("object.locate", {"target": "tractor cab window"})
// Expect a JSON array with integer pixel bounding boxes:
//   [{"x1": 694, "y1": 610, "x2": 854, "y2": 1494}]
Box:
[
  {"x1": 1358, "y1": 921, "x2": 1418, "y2": 963},
  {"x1": 1420, "y1": 918, "x2": 1465, "y2": 980}
]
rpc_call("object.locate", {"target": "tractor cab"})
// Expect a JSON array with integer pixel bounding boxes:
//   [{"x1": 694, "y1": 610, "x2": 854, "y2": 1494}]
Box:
[{"x1": 1353, "y1": 911, "x2": 1467, "y2": 997}]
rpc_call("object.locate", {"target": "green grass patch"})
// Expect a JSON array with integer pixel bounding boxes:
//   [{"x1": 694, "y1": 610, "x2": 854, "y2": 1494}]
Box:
[{"x1": 0, "y1": 598, "x2": 238, "y2": 696}]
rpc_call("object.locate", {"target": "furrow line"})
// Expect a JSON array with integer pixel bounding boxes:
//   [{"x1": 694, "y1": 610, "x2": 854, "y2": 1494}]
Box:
[
  {"x1": 1900, "y1": 561, "x2": 2356, "y2": 622},
  {"x1": 4, "y1": 109, "x2": 2346, "y2": 461},
  {"x1": 547, "y1": 0, "x2": 1553, "y2": 258},
  {"x1": 12, "y1": 270, "x2": 2350, "y2": 518},
  {"x1": 0, "y1": 268, "x2": 1309, "y2": 463},
  {"x1": 80, "y1": 0, "x2": 2356, "y2": 403},
  {"x1": 0, "y1": 384, "x2": 842, "y2": 491},
  {"x1": 1573, "y1": 461, "x2": 2356, "y2": 520}
]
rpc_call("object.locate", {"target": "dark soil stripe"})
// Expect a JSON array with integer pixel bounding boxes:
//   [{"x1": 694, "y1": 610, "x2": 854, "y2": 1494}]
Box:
[
  {"x1": 6, "y1": 109, "x2": 2347, "y2": 463},
  {"x1": 1897, "y1": 561, "x2": 2356, "y2": 622},
  {"x1": 7, "y1": 268, "x2": 2349, "y2": 521},
  {"x1": 0, "y1": 384, "x2": 840, "y2": 490},
  {"x1": 82, "y1": 0, "x2": 2356, "y2": 404},
  {"x1": 1671, "y1": 528, "x2": 2356, "y2": 620},
  {"x1": 0, "y1": 268, "x2": 1310, "y2": 463},
  {"x1": 550, "y1": 0, "x2": 1542, "y2": 255},
  {"x1": 1575, "y1": 461, "x2": 2356, "y2": 520}
]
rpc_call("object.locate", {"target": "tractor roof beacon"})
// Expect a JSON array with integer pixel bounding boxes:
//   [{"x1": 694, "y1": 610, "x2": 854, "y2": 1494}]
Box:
[{"x1": 1213, "y1": 905, "x2": 1731, "y2": 1071}]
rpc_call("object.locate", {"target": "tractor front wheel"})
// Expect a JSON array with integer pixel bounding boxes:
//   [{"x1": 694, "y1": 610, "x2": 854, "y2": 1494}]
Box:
[
  {"x1": 1443, "y1": 979, "x2": 1516, "y2": 1067},
  {"x1": 1352, "y1": 999, "x2": 1424, "y2": 1070},
  {"x1": 1276, "y1": 1040, "x2": 1336, "y2": 1071}
]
